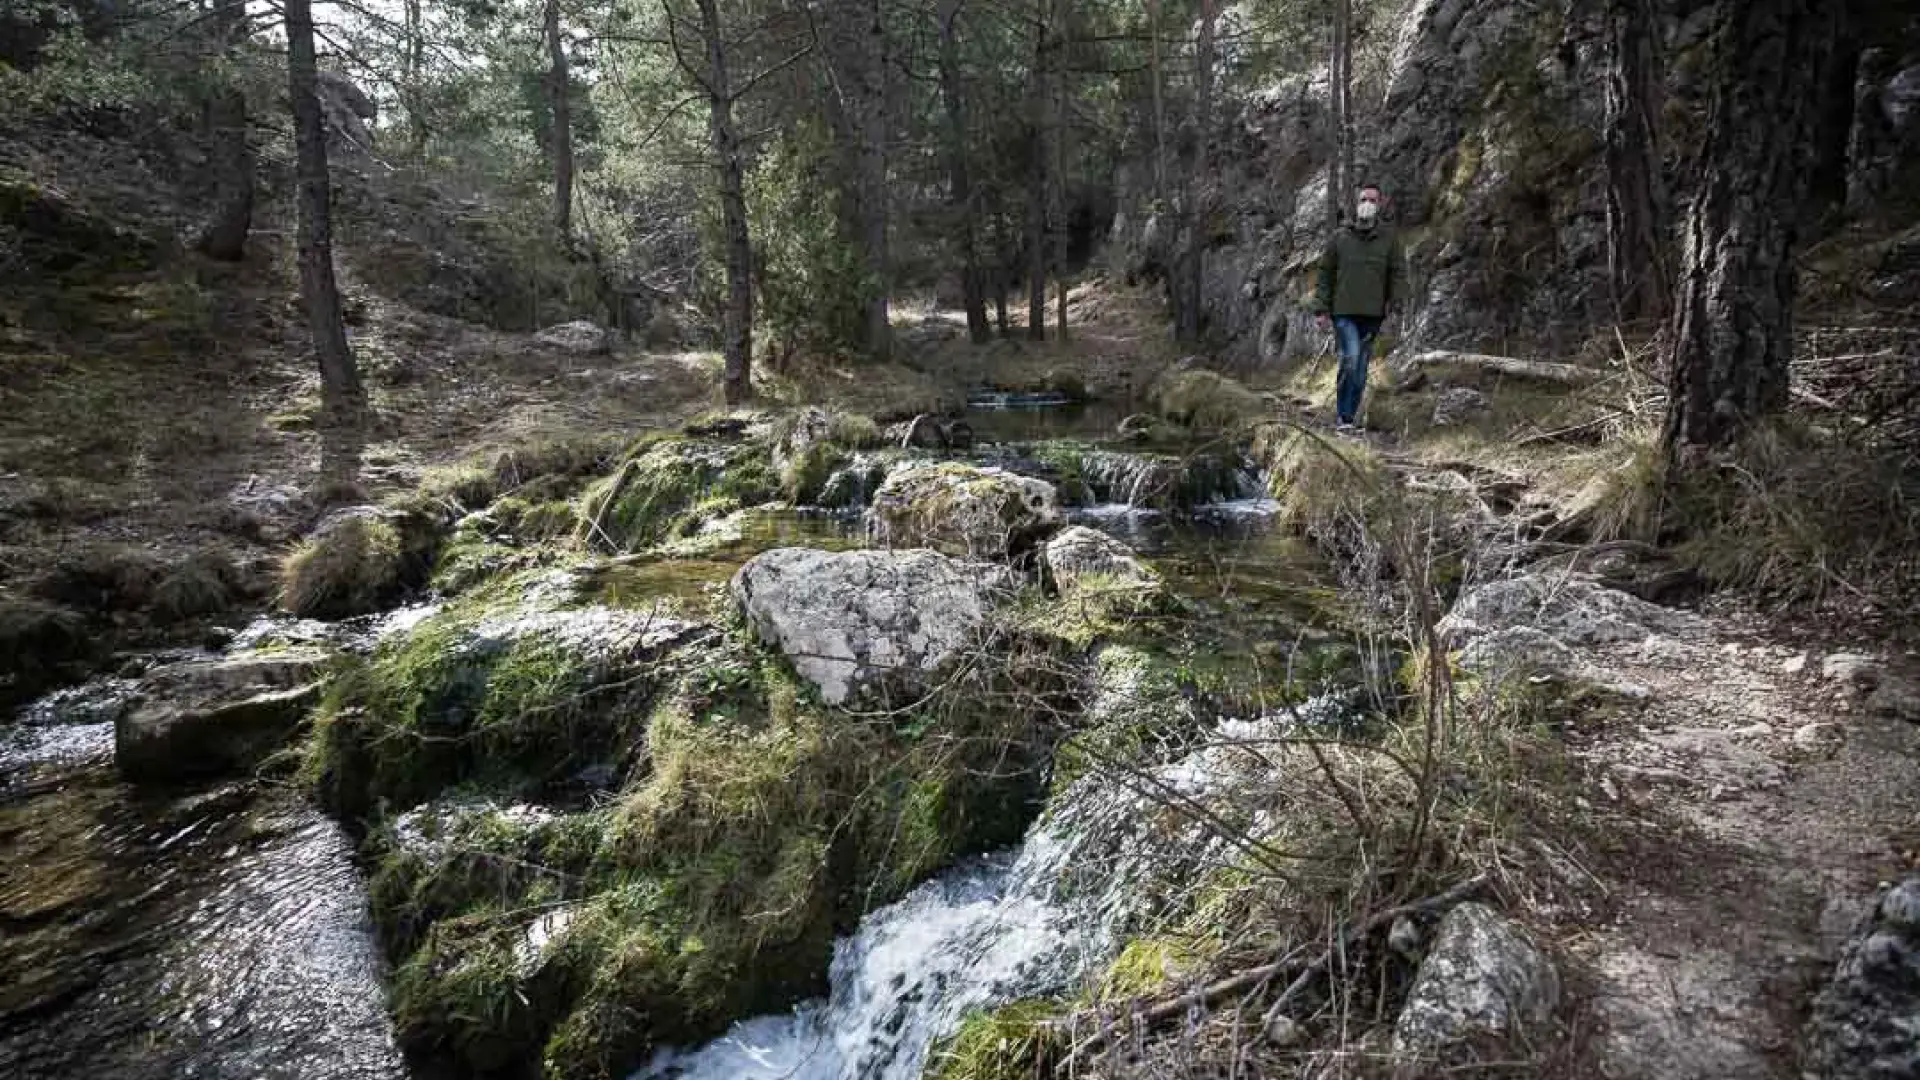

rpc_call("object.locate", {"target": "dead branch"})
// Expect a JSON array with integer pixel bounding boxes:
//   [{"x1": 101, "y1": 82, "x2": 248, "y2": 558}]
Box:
[
  {"x1": 1053, "y1": 873, "x2": 1491, "y2": 1061},
  {"x1": 1406, "y1": 350, "x2": 1599, "y2": 386}
]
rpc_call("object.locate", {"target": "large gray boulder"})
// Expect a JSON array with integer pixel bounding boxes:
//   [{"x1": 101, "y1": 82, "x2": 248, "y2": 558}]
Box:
[
  {"x1": 1394, "y1": 901, "x2": 1560, "y2": 1062},
  {"x1": 1441, "y1": 572, "x2": 1698, "y2": 652},
  {"x1": 1806, "y1": 877, "x2": 1920, "y2": 1079},
  {"x1": 866, "y1": 463, "x2": 1063, "y2": 559},
  {"x1": 732, "y1": 548, "x2": 1016, "y2": 706},
  {"x1": 1043, "y1": 526, "x2": 1159, "y2": 596},
  {"x1": 116, "y1": 649, "x2": 333, "y2": 784}
]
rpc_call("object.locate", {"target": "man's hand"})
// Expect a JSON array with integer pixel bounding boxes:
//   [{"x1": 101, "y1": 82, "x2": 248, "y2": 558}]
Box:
[{"x1": 1315, "y1": 314, "x2": 1331, "y2": 330}]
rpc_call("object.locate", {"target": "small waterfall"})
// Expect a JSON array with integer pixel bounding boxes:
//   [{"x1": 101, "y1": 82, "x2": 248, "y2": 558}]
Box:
[{"x1": 631, "y1": 706, "x2": 1345, "y2": 1080}]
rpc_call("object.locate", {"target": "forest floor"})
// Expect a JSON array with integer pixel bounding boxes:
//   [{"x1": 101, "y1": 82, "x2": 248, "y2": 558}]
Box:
[{"x1": 1557, "y1": 612, "x2": 1920, "y2": 1078}]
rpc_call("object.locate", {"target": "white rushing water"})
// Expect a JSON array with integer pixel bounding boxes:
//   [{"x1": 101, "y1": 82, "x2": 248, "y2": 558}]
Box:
[{"x1": 632, "y1": 704, "x2": 1345, "y2": 1080}]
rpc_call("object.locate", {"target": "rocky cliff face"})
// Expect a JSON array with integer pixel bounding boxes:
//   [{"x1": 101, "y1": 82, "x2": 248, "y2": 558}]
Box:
[{"x1": 1114, "y1": 0, "x2": 1920, "y2": 373}]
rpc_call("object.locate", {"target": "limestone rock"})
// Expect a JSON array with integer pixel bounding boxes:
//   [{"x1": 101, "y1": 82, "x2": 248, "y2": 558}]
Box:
[
  {"x1": 1394, "y1": 901, "x2": 1559, "y2": 1061},
  {"x1": 732, "y1": 547, "x2": 1017, "y2": 705},
  {"x1": 866, "y1": 463, "x2": 1063, "y2": 559},
  {"x1": 1430, "y1": 386, "x2": 1491, "y2": 427},
  {"x1": 534, "y1": 320, "x2": 612, "y2": 355},
  {"x1": 1440, "y1": 572, "x2": 1698, "y2": 651},
  {"x1": 1807, "y1": 876, "x2": 1920, "y2": 1079},
  {"x1": 116, "y1": 649, "x2": 333, "y2": 784},
  {"x1": 1043, "y1": 526, "x2": 1159, "y2": 595},
  {"x1": 1823, "y1": 652, "x2": 1886, "y2": 690}
]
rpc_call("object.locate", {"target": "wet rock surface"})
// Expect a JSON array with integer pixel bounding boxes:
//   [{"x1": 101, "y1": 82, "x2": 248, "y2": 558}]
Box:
[
  {"x1": 733, "y1": 547, "x2": 1017, "y2": 706},
  {"x1": 115, "y1": 649, "x2": 333, "y2": 784}
]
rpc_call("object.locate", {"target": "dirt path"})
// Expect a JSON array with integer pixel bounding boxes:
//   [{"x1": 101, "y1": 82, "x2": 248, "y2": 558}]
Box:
[{"x1": 1560, "y1": 611, "x2": 1920, "y2": 1077}]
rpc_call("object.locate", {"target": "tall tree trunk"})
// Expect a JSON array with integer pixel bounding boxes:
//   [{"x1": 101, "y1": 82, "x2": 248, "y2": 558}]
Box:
[
  {"x1": 819, "y1": 1, "x2": 893, "y2": 358},
  {"x1": 1328, "y1": 0, "x2": 1351, "y2": 228},
  {"x1": 1663, "y1": 0, "x2": 1840, "y2": 453},
  {"x1": 1052, "y1": 10, "x2": 1069, "y2": 342},
  {"x1": 404, "y1": 0, "x2": 427, "y2": 154},
  {"x1": 1145, "y1": 0, "x2": 1166, "y2": 203},
  {"x1": 1025, "y1": 0, "x2": 1049, "y2": 341},
  {"x1": 195, "y1": 0, "x2": 252, "y2": 262},
  {"x1": 936, "y1": 0, "x2": 990, "y2": 344},
  {"x1": 1175, "y1": 0, "x2": 1216, "y2": 343},
  {"x1": 1605, "y1": 0, "x2": 1668, "y2": 322},
  {"x1": 543, "y1": 0, "x2": 574, "y2": 245},
  {"x1": 694, "y1": 0, "x2": 753, "y2": 405},
  {"x1": 285, "y1": 0, "x2": 362, "y2": 424}
]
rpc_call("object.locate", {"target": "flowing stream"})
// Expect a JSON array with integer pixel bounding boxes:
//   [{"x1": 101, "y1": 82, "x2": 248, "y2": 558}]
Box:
[
  {"x1": 631, "y1": 698, "x2": 1340, "y2": 1080},
  {"x1": 2, "y1": 403, "x2": 1332, "y2": 1080}
]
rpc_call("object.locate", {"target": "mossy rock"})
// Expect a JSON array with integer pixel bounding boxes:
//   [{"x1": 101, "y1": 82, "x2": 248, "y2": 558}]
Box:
[
  {"x1": 579, "y1": 438, "x2": 778, "y2": 552},
  {"x1": 1147, "y1": 368, "x2": 1267, "y2": 430},
  {"x1": 311, "y1": 579, "x2": 1070, "y2": 1080}
]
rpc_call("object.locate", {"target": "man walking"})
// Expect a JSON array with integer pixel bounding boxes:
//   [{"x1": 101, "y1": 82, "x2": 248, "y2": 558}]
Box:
[{"x1": 1313, "y1": 183, "x2": 1407, "y2": 430}]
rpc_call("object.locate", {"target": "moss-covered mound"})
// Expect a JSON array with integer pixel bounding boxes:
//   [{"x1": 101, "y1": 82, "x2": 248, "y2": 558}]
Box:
[
  {"x1": 579, "y1": 437, "x2": 779, "y2": 553},
  {"x1": 307, "y1": 564, "x2": 1071, "y2": 1080},
  {"x1": 1147, "y1": 368, "x2": 1267, "y2": 430}
]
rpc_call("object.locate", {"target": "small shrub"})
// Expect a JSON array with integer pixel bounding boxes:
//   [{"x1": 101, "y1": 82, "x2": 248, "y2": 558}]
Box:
[
  {"x1": 150, "y1": 551, "x2": 241, "y2": 622},
  {"x1": 281, "y1": 514, "x2": 406, "y2": 619}
]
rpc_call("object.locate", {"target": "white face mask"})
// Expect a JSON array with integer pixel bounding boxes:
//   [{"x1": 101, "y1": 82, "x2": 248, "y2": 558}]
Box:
[{"x1": 1355, "y1": 197, "x2": 1381, "y2": 226}]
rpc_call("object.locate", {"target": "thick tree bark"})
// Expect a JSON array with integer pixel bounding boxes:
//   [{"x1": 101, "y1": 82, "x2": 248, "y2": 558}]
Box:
[
  {"x1": 195, "y1": 0, "x2": 252, "y2": 262},
  {"x1": 1025, "y1": 1, "x2": 1049, "y2": 341},
  {"x1": 1604, "y1": 0, "x2": 1668, "y2": 322},
  {"x1": 693, "y1": 0, "x2": 753, "y2": 405},
  {"x1": 936, "y1": 0, "x2": 990, "y2": 344},
  {"x1": 543, "y1": 0, "x2": 574, "y2": 245},
  {"x1": 285, "y1": 0, "x2": 362, "y2": 424},
  {"x1": 1328, "y1": 0, "x2": 1351, "y2": 228},
  {"x1": 1663, "y1": 0, "x2": 1841, "y2": 452},
  {"x1": 1174, "y1": 0, "x2": 1216, "y2": 343}
]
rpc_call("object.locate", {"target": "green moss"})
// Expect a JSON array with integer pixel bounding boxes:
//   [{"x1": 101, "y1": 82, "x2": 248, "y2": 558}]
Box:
[
  {"x1": 926, "y1": 999, "x2": 1066, "y2": 1080},
  {"x1": 1093, "y1": 936, "x2": 1206, "y2": 1001},
  {"x1": 281, "y1": 515, "x2": 406, "y2": 619},
  {"x1": 1148, "y1": 369, "x2": 1266, "y2": 430},
  {"x1": 320, "y1": 606, "x2": 1068, "y2": 1080},
  {"x1": 781, "y1": 440, "x2": 850, "y2": 504},
  {"x1": 580, "y1": 439, "x2": 778, "y2": 552}
]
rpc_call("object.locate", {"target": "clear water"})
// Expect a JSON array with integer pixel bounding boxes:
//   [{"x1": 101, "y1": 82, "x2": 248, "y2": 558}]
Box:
[{"x1": 1, "y1": 674, "x2": 407, "y2": 1080}]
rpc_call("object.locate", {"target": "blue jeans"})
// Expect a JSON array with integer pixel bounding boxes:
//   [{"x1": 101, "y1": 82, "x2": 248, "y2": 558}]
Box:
[{"x1": 1334, "y1": 315, "x2": 1383, "y2": 425}]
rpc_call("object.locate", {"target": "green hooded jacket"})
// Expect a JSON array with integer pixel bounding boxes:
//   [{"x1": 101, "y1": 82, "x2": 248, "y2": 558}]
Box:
[{"x1": 1312, "y1": 225, "x2": 1407, "y2": 318}]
